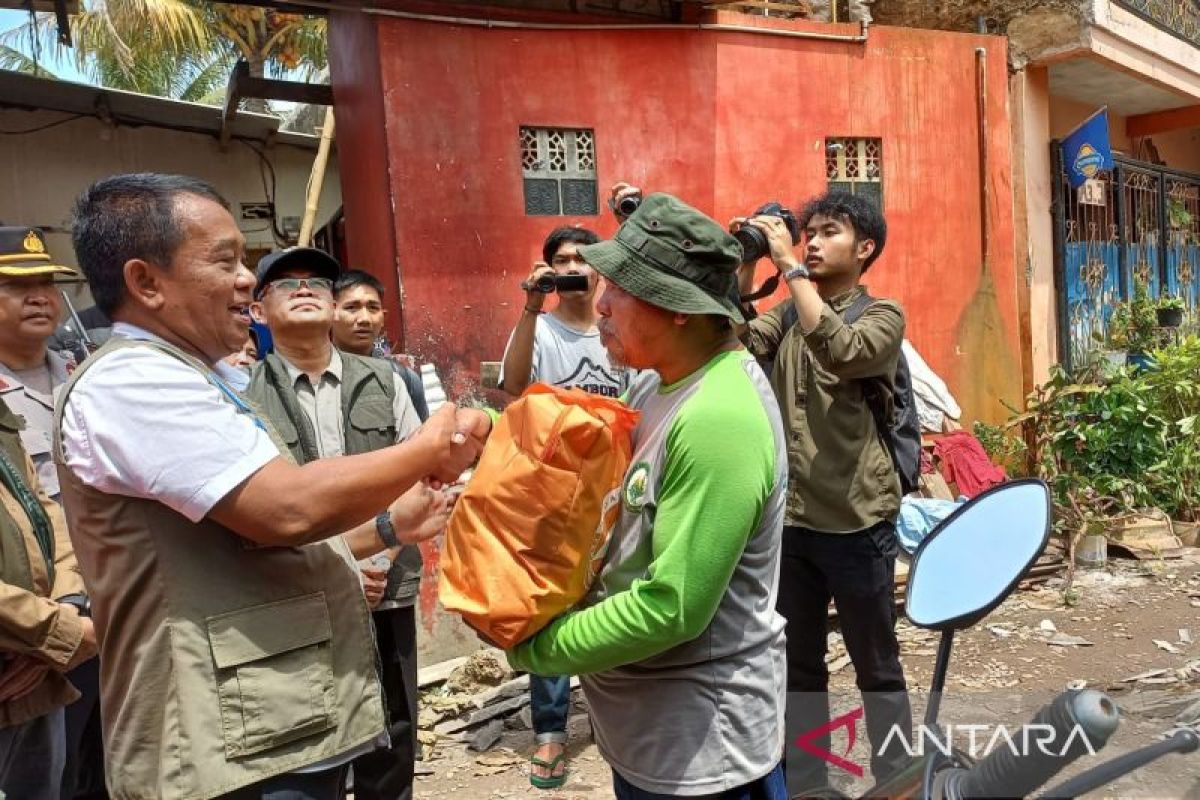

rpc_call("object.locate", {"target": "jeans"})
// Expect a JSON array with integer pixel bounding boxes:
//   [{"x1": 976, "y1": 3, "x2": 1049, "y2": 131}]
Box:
[
  {"x1": 612, "y1": 763, "x2": 787, "y2": 800},
  {"x1": 529, "y1": 674, "x2": 570, "y2": 745},
  {"x1": 216, "y1": 766, "x2": 347, "y2": 800},
  {"x1": 778, "y1": 524, "x2": 913, "y2": 793},
  {"x1": 0, "y1": 707, "x2": 66, "y2": 800},
  {"x1": 352, "y1": 606, "x2": 418, "y2": 800}
]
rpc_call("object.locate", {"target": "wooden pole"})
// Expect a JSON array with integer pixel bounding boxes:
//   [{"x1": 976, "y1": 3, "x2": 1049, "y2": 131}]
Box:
[{"x1": 298, "y1": 106, "x2": 336, "y2": 247}]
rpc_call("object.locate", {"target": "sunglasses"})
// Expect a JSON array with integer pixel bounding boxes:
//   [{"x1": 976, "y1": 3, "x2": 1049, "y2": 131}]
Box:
[{"x1": 266, "y1": 277, "x2": 333, "y2": 295}]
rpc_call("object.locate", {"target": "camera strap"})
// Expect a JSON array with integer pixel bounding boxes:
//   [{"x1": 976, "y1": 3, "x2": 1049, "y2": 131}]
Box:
[{"x1": 738, "y1": 273, "x2": 782, "y2": 320}]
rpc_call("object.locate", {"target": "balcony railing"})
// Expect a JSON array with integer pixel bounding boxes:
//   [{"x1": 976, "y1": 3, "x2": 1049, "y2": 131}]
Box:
[{"x1": 1115, "y1": 0, "x2": 1200, "y2": 49}]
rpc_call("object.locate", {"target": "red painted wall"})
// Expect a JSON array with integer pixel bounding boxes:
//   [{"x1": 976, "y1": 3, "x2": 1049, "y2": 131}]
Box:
[
  {"x1": 334, "y1": 11, "x2": 1022, "y2": 424},
  {"x1": 328, "y1": 9, "x2": 404, "y2": 334}
]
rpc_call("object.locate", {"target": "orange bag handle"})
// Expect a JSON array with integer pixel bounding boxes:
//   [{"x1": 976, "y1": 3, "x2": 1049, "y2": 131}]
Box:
[{"x1": 523, "y1": 383, "x2": 640, "y2": 440}]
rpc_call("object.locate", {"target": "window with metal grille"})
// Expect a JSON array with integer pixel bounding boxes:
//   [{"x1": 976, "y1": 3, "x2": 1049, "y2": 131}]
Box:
[
  {"x1": 825, "y1": 137, "x2": 883, "y2": 209},
  {"x1": 520, "y1": 127, "x2": 598, "y2": 216}
]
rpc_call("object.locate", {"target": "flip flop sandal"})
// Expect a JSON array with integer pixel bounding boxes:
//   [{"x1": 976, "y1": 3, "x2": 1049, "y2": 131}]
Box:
[{"x1": 529, "y1": 752, "x2": 568, "y2": 790}]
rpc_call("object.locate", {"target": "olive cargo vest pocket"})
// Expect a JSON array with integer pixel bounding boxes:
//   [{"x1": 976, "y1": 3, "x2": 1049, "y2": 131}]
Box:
[
  {"x1": 207, "y1": 592, "x2": 337, "y2": 758},
  {"x1": 346, "y1": 399, "x2": 395, "y2": 437}
]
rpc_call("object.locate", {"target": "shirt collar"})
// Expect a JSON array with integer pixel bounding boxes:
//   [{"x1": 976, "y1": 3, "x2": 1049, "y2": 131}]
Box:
[
  {"x1": 112, "y1": 321, "x2": 252, "y2": 388},
  {"x1": 828, "y1": 285, "x2": 866, "y2": 312},
  {"x1": 277, "y1": 348, "x2": 342, "y2": 388}
]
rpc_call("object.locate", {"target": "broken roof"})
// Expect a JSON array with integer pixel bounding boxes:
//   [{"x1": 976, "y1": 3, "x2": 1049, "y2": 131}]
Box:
[{"x1": 0, "y1": 69, "x2": 323, "y2": 150}]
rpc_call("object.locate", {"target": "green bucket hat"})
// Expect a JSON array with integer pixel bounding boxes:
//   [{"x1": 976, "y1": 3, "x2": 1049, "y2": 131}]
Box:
[{"x1": 578, "y1": 193, "x2": 745, "y2": 323}]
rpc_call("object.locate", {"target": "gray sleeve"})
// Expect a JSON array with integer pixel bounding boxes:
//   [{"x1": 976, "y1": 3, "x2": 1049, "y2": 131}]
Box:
[{"x1": 392, "y1": 372, "x2": 422, "y2": 442}]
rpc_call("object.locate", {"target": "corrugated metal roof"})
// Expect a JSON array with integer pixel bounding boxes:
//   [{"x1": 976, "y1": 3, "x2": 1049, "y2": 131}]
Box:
[{"x1": 0, "y1": 70, "x2": 323, "y2": 149}]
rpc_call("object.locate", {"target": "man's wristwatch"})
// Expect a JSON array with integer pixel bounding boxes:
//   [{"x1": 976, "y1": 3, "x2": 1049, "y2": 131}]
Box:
[
  {"x1": 59, "y1": 593, "x2": 91, "y2": 617},
  {"x1": 375, "y1": 512, "x2": 400, "y2": 549},
  {"x1": 783, "y1": 264, "x2": 811, "y2": 282}
]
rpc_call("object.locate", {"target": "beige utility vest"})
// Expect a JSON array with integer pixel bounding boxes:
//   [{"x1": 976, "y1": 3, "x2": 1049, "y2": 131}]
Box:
[{"x1": 53, "y1": 337, "x2": 385, "y2": 800}]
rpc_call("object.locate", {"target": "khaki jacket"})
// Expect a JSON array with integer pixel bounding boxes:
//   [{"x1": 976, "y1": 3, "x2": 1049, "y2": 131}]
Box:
[
  {"x1": 245, "y1": 351, "x2": 423, "y2": 606},
  {"x1": 54, "y1": 338, "x2": 385, "y2": 800},
  {"x1": 741, "y1": 286, "x2": 905, "y2": 532},
  {"x1": 0, "y1": 396, "x2": 86, "y2": 728}
]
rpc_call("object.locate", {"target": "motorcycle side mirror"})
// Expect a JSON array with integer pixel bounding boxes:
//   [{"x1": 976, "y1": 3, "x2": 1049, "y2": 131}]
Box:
[
  {"x1": 907, "y1": 479, "x2": 1051, "y2": 630},
  {"x1": 905, "y1": 479, "x2": 1051, "y2": 729}
]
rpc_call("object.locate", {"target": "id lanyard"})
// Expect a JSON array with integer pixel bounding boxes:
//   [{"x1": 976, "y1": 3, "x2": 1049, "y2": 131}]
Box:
[{"x1": 208, "y1": 373, "x2": 267, "y2": 432}]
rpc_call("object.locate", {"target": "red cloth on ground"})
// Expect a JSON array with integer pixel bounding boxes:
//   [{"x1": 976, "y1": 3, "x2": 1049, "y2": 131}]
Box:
[{"x1": 933, "y1": 430, "x2": 1006, "y2": 498}]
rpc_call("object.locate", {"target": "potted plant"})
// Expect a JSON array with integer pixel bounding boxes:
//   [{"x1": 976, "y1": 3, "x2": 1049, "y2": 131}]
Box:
[
  {"x1": 1168, "y1": 198, "x2": 1193, "y2": 232},
  {"x1": 1124, "y1": 281, "x2": 1159, "y2": 370},
  {"x1": 1157, "y1": 295, "x2": 1185, "y2": 328}
]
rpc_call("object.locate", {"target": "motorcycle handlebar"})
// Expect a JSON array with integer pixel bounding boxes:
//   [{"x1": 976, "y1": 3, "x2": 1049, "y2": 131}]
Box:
[
  {"x1": 944, "y1": 690, "x2": 1119, "y2": 799},
  {"x1": 1040, "y1": 727, "x2": 1199, "y2": 799}
]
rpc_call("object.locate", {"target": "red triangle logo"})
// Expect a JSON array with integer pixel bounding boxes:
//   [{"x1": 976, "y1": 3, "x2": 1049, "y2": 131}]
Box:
[{"x1": 793, "y1": 706, "x2": 865, "y2": 778}]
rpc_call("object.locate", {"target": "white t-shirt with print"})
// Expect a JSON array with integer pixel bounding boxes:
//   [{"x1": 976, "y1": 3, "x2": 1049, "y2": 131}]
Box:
[{"x1": 499, "y1": 312, "x2": 630, "y2": 398}]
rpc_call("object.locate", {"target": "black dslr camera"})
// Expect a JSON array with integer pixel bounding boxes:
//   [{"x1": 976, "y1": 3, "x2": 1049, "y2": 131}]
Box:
[
  {"x1": 530, "y1": 273, "x2": 590, "y2": 293},
  {"x1": 735, "y1": 201, "x2": 801, "y2": 263}
]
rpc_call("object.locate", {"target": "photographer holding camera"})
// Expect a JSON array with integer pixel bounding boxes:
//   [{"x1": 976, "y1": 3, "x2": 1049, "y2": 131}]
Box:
[
  {"x1": 735, "y1": 191, "x2": 912, "y2": 795},
  {"x1": 499, "y1": 225, "x2": 631, "y2": 790},
  {"x1": 500, "y1": 226, "x2": 629, "y2": 401}
]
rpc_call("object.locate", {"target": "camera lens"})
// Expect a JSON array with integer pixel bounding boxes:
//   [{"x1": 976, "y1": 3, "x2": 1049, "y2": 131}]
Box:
[
  {"x1": 533, "y1": 275, "x2": 556, "y2": 293},
  {"x1": 734, "y1": 227, "x2": 769, "y2": 264},
  {"x1": 617, "y1": 196, "x2": 641, "y2": 216}
]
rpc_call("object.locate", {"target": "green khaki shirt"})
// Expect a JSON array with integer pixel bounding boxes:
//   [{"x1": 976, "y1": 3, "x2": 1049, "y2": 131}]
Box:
[{"x1": 740, "y1": 286, "x2": 905, "y2": 533}]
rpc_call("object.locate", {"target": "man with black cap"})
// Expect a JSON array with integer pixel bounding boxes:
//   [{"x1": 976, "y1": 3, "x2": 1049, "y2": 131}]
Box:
[
  {"x1": 502, "y1": 193, "x2": 788, "y2": 799},
  {"x1": 247, "y1": 246, "x2": 433, "y2": 800}
]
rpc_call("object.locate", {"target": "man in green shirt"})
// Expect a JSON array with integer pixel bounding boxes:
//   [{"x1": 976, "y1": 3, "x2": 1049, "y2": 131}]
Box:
[
  {"x1": 736, "y1": 191, "x2": 912, "y2": 793},
  {"x1": 505, "y1": 193, "x2": 788, "y2": 799}
]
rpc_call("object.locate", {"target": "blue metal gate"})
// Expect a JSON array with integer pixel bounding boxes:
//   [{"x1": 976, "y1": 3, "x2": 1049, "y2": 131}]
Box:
[{"x1": 1053, "y1": 148, "x2": 1200, "y2": 369}]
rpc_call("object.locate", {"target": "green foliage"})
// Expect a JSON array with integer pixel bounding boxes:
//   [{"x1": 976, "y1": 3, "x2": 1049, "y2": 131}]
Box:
[
  {"x1": 1168, "y1": 198, "x2": 1194, "y2": 230},
  {"x1": 1048, "y1": 371, "x2": 1168, "y2": 509},
  {"x1": 1158, "y1": 295, "x2": 1186, "y2": 312},
  {"x1": 973, "y1": 420, "x2": 1027, "y2": 476},
  {"x1": 1009, "y1": 336, "x2": 1200, "y2": 529},
  {"x1": 0, "y1": 1, "x2": 326, "y2": 103},
  {"x1": 1128, "y1": 281, "x2": 1159, "y2": 352}
]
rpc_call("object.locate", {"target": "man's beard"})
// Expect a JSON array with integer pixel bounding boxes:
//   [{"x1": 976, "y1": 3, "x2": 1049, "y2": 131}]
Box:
[{"x1": 602, "y1": 339, "x2": 627, "y2": 370}]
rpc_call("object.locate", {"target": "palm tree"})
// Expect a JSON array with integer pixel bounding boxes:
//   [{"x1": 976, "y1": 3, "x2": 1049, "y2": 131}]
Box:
[{"x1": 0, "y1": 1, "x2": 326, "y2": 107}]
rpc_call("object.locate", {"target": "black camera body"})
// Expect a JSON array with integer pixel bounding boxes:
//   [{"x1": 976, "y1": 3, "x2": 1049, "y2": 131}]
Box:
[
  {"x1": 532, "y1": 273, "x2": 590, "y2": 294},
  {"x1": 736, "y1": 201, "x2": 801, "y2": 263}
]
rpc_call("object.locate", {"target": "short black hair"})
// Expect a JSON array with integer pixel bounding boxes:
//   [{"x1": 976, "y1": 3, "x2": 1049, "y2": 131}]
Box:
[
  {"x1": 71, "y1": 173, "x2": 229, "y2": 316},
  {"x1": 798, "y1": 191, "x2": 887, "y2": 274},
  {"x1": 334, "y1": 269, "x2": 386, "y2": 301},
  {"x1": 541, "y1": 226, "x2": 599, "y2": 266}
]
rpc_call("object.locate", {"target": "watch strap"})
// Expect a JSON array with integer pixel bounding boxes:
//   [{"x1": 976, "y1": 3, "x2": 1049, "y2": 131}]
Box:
[{"x1": 375, "y1": 512, "x2": 400, "y2": 549}]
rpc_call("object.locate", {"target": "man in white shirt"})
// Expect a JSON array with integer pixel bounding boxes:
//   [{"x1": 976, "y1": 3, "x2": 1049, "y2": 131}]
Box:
[{"x1": 56, "y1": 173, "x2": 489, "y2": 800}]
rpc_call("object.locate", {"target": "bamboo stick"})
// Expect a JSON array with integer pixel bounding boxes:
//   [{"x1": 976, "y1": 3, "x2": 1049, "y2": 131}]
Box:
[{"x1": 298, "y1": 105, "x2": 336, "y2": 247}]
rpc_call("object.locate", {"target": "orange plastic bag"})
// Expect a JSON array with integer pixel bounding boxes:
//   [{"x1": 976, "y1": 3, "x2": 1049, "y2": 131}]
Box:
[{"x1": 439, "y1": 383, "x2": 640, "y2": 649}]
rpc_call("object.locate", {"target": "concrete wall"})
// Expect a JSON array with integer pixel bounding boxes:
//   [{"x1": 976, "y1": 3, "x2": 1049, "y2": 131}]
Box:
[
  {"x1": 1049, "y1": 96, "x2": 1132, "y2": 151},
  {"x1": 1152, "y1": 126, "x2": 1200, "y2": 174},
  {"x1": 333, "y1": 13, "x2": 1024, "y2": 422},
  {"x1": 0, "y1": 109, "x2": 341, "y2": 307},
  {"x1": 1012, "y1": 67, "x2": 1058, "y2": 390},
  {"x1": 1051, "y1": 98, "x2": 1200, "y2": 175},
  {"x1": 330, "y1": 11, "x2": 1025, "y2": 661}
]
